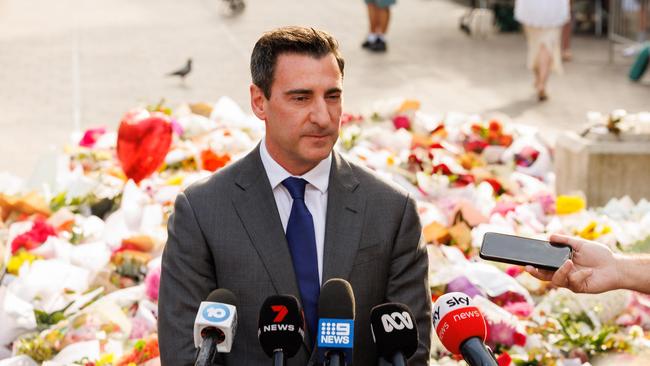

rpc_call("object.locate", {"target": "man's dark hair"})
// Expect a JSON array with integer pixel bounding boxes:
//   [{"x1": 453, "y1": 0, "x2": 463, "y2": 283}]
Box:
[{"x1": 250, "y1": 26, "x2": 345, "y2": 99}]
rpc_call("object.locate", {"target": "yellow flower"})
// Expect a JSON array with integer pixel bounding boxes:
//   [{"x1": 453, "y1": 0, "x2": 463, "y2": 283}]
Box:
[
  {"x1": 556, "y1": 195, "x2": 586, "y2": 215},
  {"x1": 165, "y1": 174, "x2": 184, "y2": 186},
  {"x1": 7, "y1": 251, "x2": 39, "y2": 275},
  {"x1": 576, "y1": 221, "x2": 613, "y2": 240},
  {"x1": 96, "y1": 353, "x2": 114, "y2": 366}
]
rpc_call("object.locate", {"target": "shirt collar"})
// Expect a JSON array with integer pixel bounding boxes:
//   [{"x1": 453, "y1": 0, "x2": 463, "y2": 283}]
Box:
[{"x1": 259, "y1": 137, "x2": 331, "y2": 194}]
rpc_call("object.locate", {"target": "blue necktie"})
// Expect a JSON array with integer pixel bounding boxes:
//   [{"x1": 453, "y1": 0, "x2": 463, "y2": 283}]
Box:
[{"x1": 282, "y1": 177, "x2": 320, "y2": 343}]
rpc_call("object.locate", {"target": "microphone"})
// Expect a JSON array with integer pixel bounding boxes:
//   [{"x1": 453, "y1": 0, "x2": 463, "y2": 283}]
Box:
[
  {"x1": 432, "y1": 292, "x2": 497, "y2": 366},
  {"x1": 258, "y1": 295, "x2": 306, "y2": 366},
  {"x1": 193, "y1": 289, "x2": 238, "y2": 366},
  {"x1": 316, "y1": 278, "x2": 355, "y2": 366},
  {"x1": 370, "y1": 303, "x2": 418, "y2": 366}
]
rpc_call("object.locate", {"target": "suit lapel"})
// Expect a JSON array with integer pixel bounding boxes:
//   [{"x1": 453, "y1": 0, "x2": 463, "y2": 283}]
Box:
[
  {"x1": 231, "y1": 145, "x2": 301, "y2": 299},
  {"x1": 322, "y1": 152, "x2": 365, "y2": 282}
]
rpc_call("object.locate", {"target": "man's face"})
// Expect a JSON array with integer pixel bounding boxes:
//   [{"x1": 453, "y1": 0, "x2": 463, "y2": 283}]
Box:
[{"x1": 250, "y1": 52, "x2": 343, "y2": 175}]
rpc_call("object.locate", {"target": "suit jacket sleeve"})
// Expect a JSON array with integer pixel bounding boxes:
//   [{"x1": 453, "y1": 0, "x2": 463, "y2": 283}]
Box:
[
  {"x1": 158, "y1": 192, "x2": 217, "y2": 365},
  {"x1": 387, "y1": 195, "x2": 432, "y2": 365}
]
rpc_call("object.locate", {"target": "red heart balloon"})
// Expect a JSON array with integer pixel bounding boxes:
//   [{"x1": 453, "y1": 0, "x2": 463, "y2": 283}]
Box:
[{"x1": 117, "y1": 110, "x2": 173, "y2": 183}]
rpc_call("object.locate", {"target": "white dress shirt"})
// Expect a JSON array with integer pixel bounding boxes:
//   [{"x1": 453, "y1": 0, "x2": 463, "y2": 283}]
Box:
[{"x1": 259, "y1": 138, "x2": 331, "y2": 283}]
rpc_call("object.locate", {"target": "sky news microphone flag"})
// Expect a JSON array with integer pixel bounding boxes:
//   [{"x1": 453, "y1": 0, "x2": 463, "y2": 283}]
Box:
[{"x1": 433, "y1": 292, "x2": 497, "y2": 366}]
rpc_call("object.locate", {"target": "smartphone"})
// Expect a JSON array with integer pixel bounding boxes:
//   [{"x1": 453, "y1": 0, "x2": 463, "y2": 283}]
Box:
[{"x1": 479, "y1": 232, "x2": 572, "y2": 271}]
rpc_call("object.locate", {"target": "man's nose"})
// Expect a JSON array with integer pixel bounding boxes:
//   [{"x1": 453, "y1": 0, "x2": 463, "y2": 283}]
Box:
[{"x1": 309, "y1": 97, "x2": 330, "y2": 128}]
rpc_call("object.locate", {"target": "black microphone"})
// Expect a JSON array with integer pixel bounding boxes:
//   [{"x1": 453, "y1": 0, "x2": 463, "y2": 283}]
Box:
[
  {"x1": 370, "y1": 303, "x2": 419, "y2": 366},
  {"x1": 316, "y1": 278, "x2": 355, "y2": 366},
  {"x1": 258, "y1": 295, "x2": 306, "y2": 366},
  {"x1": 193, "y1": 289, "x2": 238, "y2": 366}
]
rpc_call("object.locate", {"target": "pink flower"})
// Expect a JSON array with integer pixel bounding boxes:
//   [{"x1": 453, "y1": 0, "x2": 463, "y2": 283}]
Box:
[
  {"x1": 486, "y1": 321, "x2": 519, "y2": 348},
  {"x1": 79, "y1": 127, "x2": 106, "y2": 148},
  {"x1": 534, "y1": 193, "x2": 556, "y2": 215},
  {"x1": 170, "y1": 119, "x2": 184, "y2": 136},
  {"x1": 130, "y1": 316, "x2": 151, "y2": 339},
  {"x1": 505, "y1": 266, "x2": 523, "y2": 278},
  {"x1": 145, "y1": 266, "x2": 161, "y2": 302},
  {"x1": 503, "y1": 301, "x2": 533, "y2": 318},
  {"x1": 392, "y1": 115, "x2": 411, "y2": 130}
]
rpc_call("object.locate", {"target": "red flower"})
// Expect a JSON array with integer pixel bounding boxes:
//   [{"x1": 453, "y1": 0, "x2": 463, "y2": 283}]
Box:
[
  {"x1": 452, "y1": 174, "x2": 475, "y2": 187},
  {"x1": 432, "y1": 164, "x2": 452, "y2": 175},
  {"x1": 464, "y1": 139, "x2": 489, "y2": 154},
  {"x1": 79, "y1": 127, "x2": 106, "y2": 148},
  {"x1": 340, "y1": 113, "x2": 362, "y2": 125},
  {"x1": 392, "y1": 115, "x2": 411, "y2": 130},
  {"x1": 496, "y1": 352, "x2": 512, "y2": 366},
  {"x1": 201, "y1": 150, "x2": 231, "y2": 172},
  {"x1": 11, "y1": 218, "x2": 56, "y2": 254},
  {"x1": 513, "y1": 331, "x2": 527, "y2": 346},
  {"x1": 504, "y1": 266, "x2": 523, "y2": 278},
  {"x1": 488, "y1": 120, "x2": 502, "y2": 133},
  {"x1": 483, "y1": 178, "x2": 504, "y2": 195}
]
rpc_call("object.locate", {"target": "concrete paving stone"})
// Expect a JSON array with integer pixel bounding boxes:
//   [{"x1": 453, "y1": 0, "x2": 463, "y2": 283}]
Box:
[{"x1": 0, "y1": 0, "x2": 648, "y2": 179}]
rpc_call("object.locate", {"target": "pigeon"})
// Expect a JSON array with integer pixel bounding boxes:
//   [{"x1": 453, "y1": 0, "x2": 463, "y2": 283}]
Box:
[{"x1": 167, "y1": 58, "x2": 192, "y2": 81}]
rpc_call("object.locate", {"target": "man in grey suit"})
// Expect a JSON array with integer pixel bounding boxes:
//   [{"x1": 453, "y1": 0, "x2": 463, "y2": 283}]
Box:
[{"x1": 158, "y1": 26, "x2": 431, "y2": 365}]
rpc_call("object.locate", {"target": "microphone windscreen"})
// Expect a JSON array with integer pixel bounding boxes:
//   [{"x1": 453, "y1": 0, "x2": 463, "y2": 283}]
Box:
[
  {"x1": 206, "y1": 288, "x2": 238, "y2": 307},
  {"x1": 370, "y1": 303, "x2": 418, "y2": 359},
  {"x1": 258, "y1": 295, "x2": 305, "y2": 358},
  {"x1": 318, "y1": 278, "x2": 355, "y2": 319},
  {"x1": 432, "y1": 292, "x2": 487, "y2": 355}
]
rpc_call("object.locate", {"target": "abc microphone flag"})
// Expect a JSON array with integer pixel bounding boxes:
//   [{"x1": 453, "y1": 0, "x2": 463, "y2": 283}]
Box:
[
  {"x1": 258, "y1": 295, "x2": 305, "y2": 362},
  {"x1": 370, "y1": 303, "x2": 418, "y2": 365},
  {"x1": 432, "y1": 292, "x2": 497, "y2": 366}
]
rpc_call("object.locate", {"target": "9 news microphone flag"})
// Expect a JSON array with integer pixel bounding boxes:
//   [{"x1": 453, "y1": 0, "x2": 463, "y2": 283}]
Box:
[{"x1": 317, "y1": 278, "x2": 355, "y2": 366}]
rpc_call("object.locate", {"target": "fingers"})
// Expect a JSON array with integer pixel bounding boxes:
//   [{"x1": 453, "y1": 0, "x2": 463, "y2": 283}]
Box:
[
  {"x1": 550, "y1": 233, "x2": 584, "y2": 252},
  {"x1": 567, "y1": 268, "x2": 594, "y2": 293},
  {"x1": 551, "y1": 260, "x2": 575, "y2": 288},
  {"x1": 525, "y1": 265, "x2": 554, "y2": 281}
]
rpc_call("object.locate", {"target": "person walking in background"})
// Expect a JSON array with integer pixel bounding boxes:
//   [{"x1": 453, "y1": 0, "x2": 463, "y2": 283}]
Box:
[
  {"x1": 515, "y1": 0, "x2": 570, "y2": 101},
  {"x1": 561, "y1": 0, "x2": 573, "y2": 61},
  {"x1": 362, "y1": 0, "x2": 395, "y2": 52}
]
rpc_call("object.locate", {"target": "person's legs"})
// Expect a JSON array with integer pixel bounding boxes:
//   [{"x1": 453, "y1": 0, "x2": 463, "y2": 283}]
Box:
[
  {"x1": 377, "y1": 6, "x2": 390, "y2": 34},
  {"x1": 536, "y1": 44, "x2": 552, "y2": 101},
  {"x1": 363, "y1": 3, "x2": 380, "y2": 48},
  {"x1": 368, "y1": 3, "x2": 379, "y2": 33},
  {"x1": 562, "y1": 0, "x2": 573, "y2": 61},
  {"x1": 368, "y1": 2, "x2": 392, "y2": 52}
]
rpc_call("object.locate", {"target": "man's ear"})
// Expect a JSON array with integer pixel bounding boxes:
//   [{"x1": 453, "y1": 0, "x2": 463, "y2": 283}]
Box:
[{"x1": 250, "y1": 84, "x2": 267, "y2": 121}]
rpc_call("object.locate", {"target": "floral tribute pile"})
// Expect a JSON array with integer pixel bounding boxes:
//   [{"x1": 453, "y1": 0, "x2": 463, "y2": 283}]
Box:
[{"x1": 1, "y1": 97, "x2": 650, "y2": 365}]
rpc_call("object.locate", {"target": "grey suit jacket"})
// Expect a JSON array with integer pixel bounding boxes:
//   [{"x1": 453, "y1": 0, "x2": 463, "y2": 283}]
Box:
[{"x1": 158, "y1": 145, "x2": 431, "y2": 365}]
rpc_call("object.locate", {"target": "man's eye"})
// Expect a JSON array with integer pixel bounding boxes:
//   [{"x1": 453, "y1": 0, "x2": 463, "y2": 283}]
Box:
[
  {"x1": 327, "y1": 95, "x2": 341, "y2": 101},
  {"x1": 293, "y1": 96, "x2": 309, "y2": 102}
]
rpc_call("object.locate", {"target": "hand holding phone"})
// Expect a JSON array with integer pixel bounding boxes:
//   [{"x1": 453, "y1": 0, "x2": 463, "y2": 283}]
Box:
[{"x1": 479, "y1": 232, "x2": 572, "y2": 271}]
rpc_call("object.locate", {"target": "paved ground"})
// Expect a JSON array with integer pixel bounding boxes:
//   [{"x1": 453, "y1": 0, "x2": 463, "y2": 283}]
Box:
[{"x1": 0, "y1": 0, "x2": 648, "y2": 179}]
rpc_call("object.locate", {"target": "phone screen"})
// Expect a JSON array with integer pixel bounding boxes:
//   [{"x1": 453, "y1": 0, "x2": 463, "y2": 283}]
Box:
[{"x1": 480, "y1": 232, "x2": 572, "y2": 270}]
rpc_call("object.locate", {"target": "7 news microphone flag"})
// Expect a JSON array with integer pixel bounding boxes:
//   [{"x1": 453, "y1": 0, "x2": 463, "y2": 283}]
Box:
[{"x1": 258, "y1": 295, "x2": 305, "y2": 366}]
